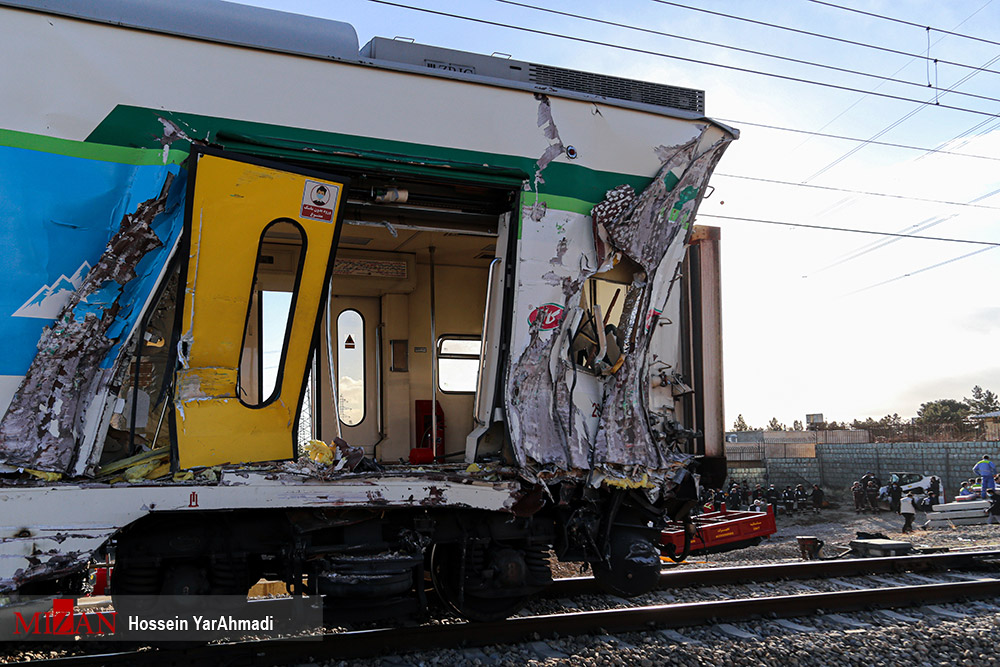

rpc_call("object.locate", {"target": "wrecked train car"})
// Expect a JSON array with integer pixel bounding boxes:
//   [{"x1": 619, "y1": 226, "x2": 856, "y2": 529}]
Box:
[{"x1": 0, "y1": 0, "x2": 735, "y2": 619}]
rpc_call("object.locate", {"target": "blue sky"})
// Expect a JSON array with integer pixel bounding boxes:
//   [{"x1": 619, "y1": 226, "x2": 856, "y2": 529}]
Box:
[{"x1": 242, "y1": 0, "x2": 1000, "y2": 428}]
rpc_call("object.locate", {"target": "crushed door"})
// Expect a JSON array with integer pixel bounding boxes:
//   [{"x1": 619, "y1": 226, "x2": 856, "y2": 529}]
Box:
[{"x1": 173, "y1": 150, "x2": 347, "y2": 469}]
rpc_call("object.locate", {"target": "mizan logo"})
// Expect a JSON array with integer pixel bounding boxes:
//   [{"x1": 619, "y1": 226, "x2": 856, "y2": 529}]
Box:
[{"x1": 14, "y1": 598, "x2": 115, "y2": 636}]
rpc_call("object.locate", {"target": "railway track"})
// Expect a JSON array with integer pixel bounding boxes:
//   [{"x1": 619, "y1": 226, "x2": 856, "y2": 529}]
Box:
[{"x1": 11, "y1": 549, "x2": 1000, "y2": 666}]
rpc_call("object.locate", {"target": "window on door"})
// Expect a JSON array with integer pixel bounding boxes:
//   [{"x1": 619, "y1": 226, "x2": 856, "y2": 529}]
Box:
[
  {"x1": 337, "y1": 309, "x2": 365, "y2": 426},
  {"x1": 238, "y1": 220, "x2": 304, "y2": 406}
]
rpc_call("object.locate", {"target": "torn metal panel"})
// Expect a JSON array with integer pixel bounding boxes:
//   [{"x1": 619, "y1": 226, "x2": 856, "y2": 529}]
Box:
[
  {"x1": 0, "y1": 163, "x2": 185, "y2": 475},
  {"x1": 533, "y1": 94, "x2": 566, "y2": 189},
  {"x1": 505, "y1": 123, "x2": 734, "y2": 491},
  {"x1": 592, "y1": 132, "x2": 731, "y2": 471},
  {"x1": 0, "y1": 133, "x2": 186, "y2": 475}
]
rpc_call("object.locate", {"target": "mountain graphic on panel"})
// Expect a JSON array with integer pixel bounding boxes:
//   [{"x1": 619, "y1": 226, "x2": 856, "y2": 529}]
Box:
[{"x1": 12, "y1": 261, "x2": 91, "y2": 319}]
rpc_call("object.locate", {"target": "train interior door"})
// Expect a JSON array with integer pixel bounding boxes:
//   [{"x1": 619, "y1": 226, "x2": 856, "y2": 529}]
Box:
[{"x1": 320, "y1": 295, "x2": 381, "y2": 453}]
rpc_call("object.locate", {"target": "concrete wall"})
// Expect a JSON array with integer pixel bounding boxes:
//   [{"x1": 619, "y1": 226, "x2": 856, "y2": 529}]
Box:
[
  {"x1": 815, "y1": 441, "x2": 989, "y2": 498},
  {"x1": 726, "y1": 442, "x2": 997, "y2": 499},
  {"x1": 727, "y1": 466, "x2": 766, "y2": 486}
]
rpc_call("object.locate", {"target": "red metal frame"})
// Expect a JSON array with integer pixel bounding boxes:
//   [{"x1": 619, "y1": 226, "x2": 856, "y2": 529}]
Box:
[{"x1": 660, "y1": 503, "x2": 777, "y2": 557}]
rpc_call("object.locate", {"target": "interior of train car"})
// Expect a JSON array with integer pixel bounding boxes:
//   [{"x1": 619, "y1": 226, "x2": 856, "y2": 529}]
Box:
[
  {"x1": 298, "y1": 170, "x2": 516, "y2": 464},
  {"x1": 113, "y1": 162, "x2": 520, "y2": 469}
]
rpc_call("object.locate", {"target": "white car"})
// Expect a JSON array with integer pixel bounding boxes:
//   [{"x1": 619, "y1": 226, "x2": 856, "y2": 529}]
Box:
[
  {"x1": 880, "y1": 471, "x2": 941, "y2": 508},
  {"x1": 888, "y1": 472, "x2": 936, "y2": 496}
]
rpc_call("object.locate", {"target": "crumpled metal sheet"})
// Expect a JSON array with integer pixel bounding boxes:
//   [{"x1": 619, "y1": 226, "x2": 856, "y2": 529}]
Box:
[
  {"x1": 0, "y1": 174, "x2": 183, "y2": 474},
  {"x1": 592, "y1": 135, "x2": 730, "y2": 470},
  {"x1": 506, "y1": 125, "x2": 733, "y2": 492}
]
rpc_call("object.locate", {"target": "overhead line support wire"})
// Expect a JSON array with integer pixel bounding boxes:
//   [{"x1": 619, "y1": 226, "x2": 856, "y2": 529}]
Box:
[
  {"x1": 846, "y1": 246, "x2": 996, "y2": 296},
  {"x1": 650, "y1": 0, "x2": 1000, "y2": 77},
  {"x1": 495, "y1": 0, "x2": 1000, "y2": 108},
  {"x1": 714, "y1": 118, "x2": 1000, "y2": 164},
  {"x1": 367, "y1": 0, "x2": 1000, "y2": 121},
  {"x1": 809, "y1": 0, "x2": 1000, "y2": 50},
  {"x1": 699, "y1": 214, "x2": 1000, "y2": 246},
  {"x1": 715, "y1": 174, "x2": 1000, "y2": 210}
]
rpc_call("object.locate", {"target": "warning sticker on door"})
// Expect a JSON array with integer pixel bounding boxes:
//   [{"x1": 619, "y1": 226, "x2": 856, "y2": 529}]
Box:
[{"x1": 300, "y1": 180, "x2": 340, "y2": 222}]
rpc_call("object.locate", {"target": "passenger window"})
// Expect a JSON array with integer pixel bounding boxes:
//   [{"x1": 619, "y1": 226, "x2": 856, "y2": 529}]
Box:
[
  {"x1": 238, "y1": 220, "x2": 304, "y2": 406},
  {"x1": 438, "y1": 336, "x2": 481, "y2": 393},
  {"x1": 337, "y1": 309, "x2": 365, "y2": 426}
]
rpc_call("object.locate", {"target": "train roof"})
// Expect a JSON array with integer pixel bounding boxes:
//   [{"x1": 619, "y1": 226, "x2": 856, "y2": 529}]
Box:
[{"x1": 1, "y1": 0, "x2": 721, "y2": 124}]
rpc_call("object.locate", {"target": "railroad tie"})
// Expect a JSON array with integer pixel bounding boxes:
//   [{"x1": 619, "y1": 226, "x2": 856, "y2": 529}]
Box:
[
  {"x1": 922, "y1": 605, "x2": 968, "y2": 620},
  {"x1": 826, "y1": 577, "x2": 868, "y2": 590},
  {"x1": 772, "y1": 618, "x2": 818, "y2": 633},
  {"x1": 821, "y1": 613, "x2": 871, "y2": 629},
  {"x1": 657, "y1": 628, "x2": 703, "y2": 645},
  {"x1": 713, "y1": 623, "x2": 760, "y2": 641},
  {"x1": 876, "y1": 609, "x2": 922, "y2": 624},
  {"x1": 906, "y1": 573, "x2": 950, "y2": 585},
  {"x1": 528, "y1": 641, "x2": 568, "y2": 660}
]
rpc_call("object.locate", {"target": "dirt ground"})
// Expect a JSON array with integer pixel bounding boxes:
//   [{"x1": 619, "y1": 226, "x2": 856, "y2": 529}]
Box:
[
  {"x1": 550, "y1": 500, "x2": 1000, "y2": 578},
  {"x1": 683, "y1": 501, "x2": 1000, "y2": 568}
]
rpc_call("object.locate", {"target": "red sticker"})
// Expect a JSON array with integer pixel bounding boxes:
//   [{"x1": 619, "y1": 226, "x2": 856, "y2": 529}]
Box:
[{"x1": 528, "y1": 303, "x2": 565, "y2": 330}]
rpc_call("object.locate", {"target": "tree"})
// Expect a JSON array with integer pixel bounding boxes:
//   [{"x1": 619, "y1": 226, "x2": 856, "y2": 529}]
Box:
[
  {"x1": 879, "y1": 413, "x2": 904, "y2": 428},
  {"x1": 733, "y1": 414, "x2": 751, "y2": 431},
  {"x1": 916, "y1": 399, "x2": 970, "y2": 424},
  {"x1": 767, "y1": 417, "x2": 785, "y2": 431},
  {"x1": 792, "y1": 420, "x2": 804, "y2": 431},
  {"x1": 964, "y1": 385, "x2": 1000, "y2": 415}
]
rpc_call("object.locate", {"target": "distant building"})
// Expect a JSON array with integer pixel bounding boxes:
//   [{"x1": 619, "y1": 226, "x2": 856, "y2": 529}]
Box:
[{"x1": 970, "y1": 411, "x2": 1000, "y2": 441}]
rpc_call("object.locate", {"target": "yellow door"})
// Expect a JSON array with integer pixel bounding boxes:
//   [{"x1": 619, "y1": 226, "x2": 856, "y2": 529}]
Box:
[{"x1": 174, "y1": 150, "x2": 347, "y2": 469}]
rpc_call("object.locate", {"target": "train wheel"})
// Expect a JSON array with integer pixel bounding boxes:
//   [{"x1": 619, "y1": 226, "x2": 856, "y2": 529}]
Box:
[{"x1": 429, "y1": 544, "x2": 530, "y2": 622}]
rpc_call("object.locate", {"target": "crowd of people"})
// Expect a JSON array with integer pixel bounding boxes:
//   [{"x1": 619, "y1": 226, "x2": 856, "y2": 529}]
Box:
[
  {"x1": 695, "y1": 456, "x2": 1000, "y2": 537},
  {"x1": 849, "y1": 472, "x2": 944, "y2": 514},
  {"x1": 698, "y1": 480, "x2": 824, "y2": 516},
  {"x1": 699, "y1": 456, "x2": 1000, "y2": 528}
]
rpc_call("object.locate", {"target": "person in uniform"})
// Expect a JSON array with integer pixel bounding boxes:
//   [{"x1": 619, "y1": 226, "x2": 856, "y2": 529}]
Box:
[
  {"x1": 899, "y1": 491, "x2": 916, "y2": 533},
  {"x1": 973, "y1": 455, "x2": 997, "y2": 499}
]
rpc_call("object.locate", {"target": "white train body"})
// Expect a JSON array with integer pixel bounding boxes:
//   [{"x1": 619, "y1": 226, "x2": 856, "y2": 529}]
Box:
[{"x1": 0, "y1": 0, "x2": 734, "y2": 617}]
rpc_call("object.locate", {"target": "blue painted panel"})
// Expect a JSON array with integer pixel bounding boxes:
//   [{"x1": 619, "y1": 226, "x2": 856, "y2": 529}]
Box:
[{"x1": 0, "y1": 142, "x2": 185, "y2": 377}]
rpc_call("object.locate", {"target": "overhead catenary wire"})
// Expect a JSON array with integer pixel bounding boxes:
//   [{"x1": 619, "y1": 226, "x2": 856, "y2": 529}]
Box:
[
  {"x1": 845, "y1": 246, "x2": 996, "y2": 296},
  {"x1": 714, "y1": 174, "x2": 1000, "y2": 211},
  {"x1": 714, "y1": 118, "x2": 1000, "y2": 164},
  {"x1": 804, "y1": 215, "x2": 958, "y2": 278},
  {"x1": 649, "y1": 0, "x2": 1000, "y2": 78},
  {"x1": 361, "y1": 1, "x2": 1000, "y2": 293},
  {"x1": 799, "y1": 185, "x2": 1000, "y2": 278},
  {"x1": 803, "y1": 52, "x2": 1000, "y2": 182},
  {"x1": 790, "y1": 1, "x2": 995, "y2": 152},
  {"x1": 492, "y1": 0, "x2": 1000, "y2": 108},
  {"x1": 366, "y1": 0, "x2": 1000, "y2": 121},
  {"x1": 809, "y1": 0, "x2": 1000, "y2": 51},
  {"x1": 698, "y1": 214, "x2": 1000, "y2": 247}
]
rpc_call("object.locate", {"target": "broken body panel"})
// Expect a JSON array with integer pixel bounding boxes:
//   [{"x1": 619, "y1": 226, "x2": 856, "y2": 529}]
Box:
[{"x1": 0, "y1": 0, "x2": 735, "y2": 613}]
